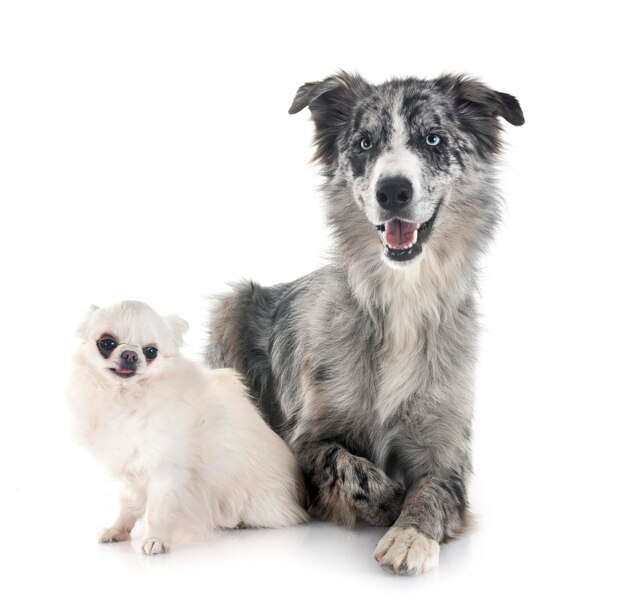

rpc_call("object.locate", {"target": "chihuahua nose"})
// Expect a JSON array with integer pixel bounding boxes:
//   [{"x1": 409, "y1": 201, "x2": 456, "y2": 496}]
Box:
[{"x1": 120, "y1": 350, "x2": 138, "y2": 364}]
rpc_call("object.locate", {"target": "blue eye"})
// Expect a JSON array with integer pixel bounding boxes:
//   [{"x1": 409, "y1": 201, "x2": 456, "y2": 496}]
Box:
[
  {"x1": 360, "y1": 137, "x2": 373, "y2": 150},
  {"x1": 426, "y1": 134, "x2": 441, "y2": 146}
]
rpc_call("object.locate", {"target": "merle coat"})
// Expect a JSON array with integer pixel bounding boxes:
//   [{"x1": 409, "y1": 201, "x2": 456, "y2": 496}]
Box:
[{"x1": 207, "y1": 71, "x2": 523, "y2": 575}]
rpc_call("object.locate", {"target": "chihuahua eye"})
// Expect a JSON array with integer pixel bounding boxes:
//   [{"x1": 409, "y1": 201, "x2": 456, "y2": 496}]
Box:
[
  {"x1": 143, "y1": 346, "x2": 158, "y2": 361},
  {"x1": 97, "y1": 336, "x2": 117, "y2": 357}
]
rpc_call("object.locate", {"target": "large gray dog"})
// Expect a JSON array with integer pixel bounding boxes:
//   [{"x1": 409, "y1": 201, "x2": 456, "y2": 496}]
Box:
[{"x1": 207, "y1": 72, "x2": 523, "y2": 575}]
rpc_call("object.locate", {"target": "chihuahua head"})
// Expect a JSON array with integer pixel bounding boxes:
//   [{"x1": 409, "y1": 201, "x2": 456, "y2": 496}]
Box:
[{"x1": 76, "y1": 301, "x2": 189, "y2": 384}]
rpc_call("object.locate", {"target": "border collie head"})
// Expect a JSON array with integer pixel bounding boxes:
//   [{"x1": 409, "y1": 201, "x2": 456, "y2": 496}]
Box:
[{"x1": 290, "y1": 72, "x2": 524, "y2": 269}]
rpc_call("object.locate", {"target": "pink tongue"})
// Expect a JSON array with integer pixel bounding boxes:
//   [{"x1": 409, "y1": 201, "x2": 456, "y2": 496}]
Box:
[
  {"x1": 117, "y1": 369, "x2": 134, "y2": 374},
  {"x1": 385, "y1": 220, "x2": 418, "y2": 249}
]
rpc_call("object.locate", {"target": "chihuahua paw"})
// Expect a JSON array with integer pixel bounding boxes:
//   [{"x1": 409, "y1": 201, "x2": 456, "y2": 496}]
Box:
[
  {"x1": 141, "y1": 537, "x2": 169, "y2": 556},
  {"x1": 374, "y1": 526, "x2": 439, "y2": 575},
  {"x1": 98, "y1": 527, "x2": 131, "y2": 544}
]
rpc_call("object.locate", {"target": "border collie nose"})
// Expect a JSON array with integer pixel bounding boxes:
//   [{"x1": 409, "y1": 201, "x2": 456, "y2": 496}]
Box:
[
  {"x1": 376, "y1": 177, "x2": 413, "y2": 211},
  {"x1": 120, "y1": 350, "x2": 138, "y2": 364}
]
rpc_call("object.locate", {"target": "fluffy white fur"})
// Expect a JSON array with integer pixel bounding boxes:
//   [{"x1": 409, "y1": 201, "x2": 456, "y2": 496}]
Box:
[{"x1": 68, "y1": 301, "x2": 308, "y2": 555}]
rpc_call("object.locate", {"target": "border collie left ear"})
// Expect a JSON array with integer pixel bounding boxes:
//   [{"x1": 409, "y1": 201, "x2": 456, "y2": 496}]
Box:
[{"x1": 289, "y1": 71, "x2": 370, "y2": 166}]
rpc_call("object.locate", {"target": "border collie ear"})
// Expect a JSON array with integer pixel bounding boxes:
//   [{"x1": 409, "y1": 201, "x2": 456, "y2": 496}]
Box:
[
  {"x1": 289, "y1": 71, "x2": 370, "y2": 165},
  {"x1": 288, "y1": 77, "x2": 346, "y2": 115},
  {"x1": 165, "y1": 314, "x2": 189, "y2": 347},
  {"x1": 76, "y1": 304, "x2": 99, "y2": 339},
  {"x1": 452, "y1": 75, "x2": 525, "y2": 126},
  {"x1": 438, "y1": 75, "x2": 524, "y2": 155},
  {"x1": 496, "y1": 91, "x2": 525, "y2": 127}
]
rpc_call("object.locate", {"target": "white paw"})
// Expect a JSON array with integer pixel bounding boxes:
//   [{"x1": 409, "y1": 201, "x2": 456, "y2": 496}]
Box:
[
  {"x1": 374, "y1": 526, "x2": 439, "y2": 575},
  {"x1": 98, "y1": 527, "x2": 131, "y2": 544},
  {"x1": 141, "y1": 537, "x2": 169, "y2": 556}
]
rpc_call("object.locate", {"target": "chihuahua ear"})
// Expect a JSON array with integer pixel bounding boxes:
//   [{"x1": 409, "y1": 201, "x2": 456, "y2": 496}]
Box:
[
  {"x1": 165, "y1": 315, "x2": 189, "y2": 347},
  {"x1": 76, "y1": 304, "x2": 99, "y2": 339}
]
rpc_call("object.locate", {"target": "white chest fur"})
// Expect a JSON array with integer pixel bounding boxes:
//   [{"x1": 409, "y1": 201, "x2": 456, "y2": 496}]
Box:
[
  {"x1": 376, "y1": 304, "x2": 422, "y2": 421},
  {"x1": 374, "y1": 250, "x2": 460, "y2": 421},
  {"x1": 375, "y1": 264, "x2": 426, "y2": 421},
  {"x1": 77, "y1": 388, "x2": 190, "y2": 482}
]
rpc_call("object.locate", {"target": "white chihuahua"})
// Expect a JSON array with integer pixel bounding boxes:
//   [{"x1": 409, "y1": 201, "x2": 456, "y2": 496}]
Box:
[{"x1": 68, "y1": 301, "x2": 307, "y2": 555}]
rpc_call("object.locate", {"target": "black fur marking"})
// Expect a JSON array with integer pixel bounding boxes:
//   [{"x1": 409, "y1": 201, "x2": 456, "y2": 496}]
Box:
[
  {"x1": 348, "y1": 148, "x2": 368, "y2": 178},
  {"x1": 303, "y1": 468, "x2": 320, "y2": 503},
  {"x1": 354, "y1": 464, "x2": 371, "y2": 496},
  {"x1": 351, "y1": 108, "x2": 365, "y2": 132},
  {"x1": 401, "y1": 92, "x2": 428, "y2": 125},
  {"x1": 322, "y1": 445, "x2": 341, "y2": 489},
  {"x1": 314, "y1": 364, "x2": 331, "y2": 382},
  {"x1": 233, "y1": 283, "x2": 284, "y2": 430}
]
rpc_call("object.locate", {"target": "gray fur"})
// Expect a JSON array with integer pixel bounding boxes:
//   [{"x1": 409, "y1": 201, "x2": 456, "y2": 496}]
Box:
[{"x1": 206, "y1": 72, "x2": 523, "y2": 565}]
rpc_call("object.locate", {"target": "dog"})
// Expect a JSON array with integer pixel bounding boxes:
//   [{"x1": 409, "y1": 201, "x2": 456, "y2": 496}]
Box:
[
  {"x1": 206, "y1": 72, "x2": 524, "y2": 574},
  {"x1": 68, "y1": 300, "x2": 308, "y2": 555}
]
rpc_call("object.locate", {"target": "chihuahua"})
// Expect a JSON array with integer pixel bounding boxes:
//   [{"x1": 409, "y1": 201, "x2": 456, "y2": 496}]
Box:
[{"x1": 68, "y1": 301, "x2": 307, "y2": 555}]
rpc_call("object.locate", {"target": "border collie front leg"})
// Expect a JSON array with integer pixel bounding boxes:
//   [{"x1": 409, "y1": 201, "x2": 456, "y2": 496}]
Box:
[
  {"x1": 297, "y1": 441, "x2": 406, "y2": 527},
  {"x1": 374, "y1": 471, "x2": 469, "y2": 575}
]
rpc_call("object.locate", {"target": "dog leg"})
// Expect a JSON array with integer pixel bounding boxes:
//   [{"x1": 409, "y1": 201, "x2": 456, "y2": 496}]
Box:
[
  {"x1": 298, "y1": 442, "x2": 405, "y2": 526},
  {"x1": 99, "y1": 484, "x2": 146, "y2": 544},
  {"x1": 374, "y1": 472, "x2": 468, "y2": 575},
  {"x1": 140, "y1": 480, "x2": 178, "y2": 555}
]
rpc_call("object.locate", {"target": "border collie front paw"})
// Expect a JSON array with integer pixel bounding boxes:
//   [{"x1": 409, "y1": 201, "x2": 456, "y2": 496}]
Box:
[{"x1": 374, "y1": 526, "x2": 439, "y2": 575}]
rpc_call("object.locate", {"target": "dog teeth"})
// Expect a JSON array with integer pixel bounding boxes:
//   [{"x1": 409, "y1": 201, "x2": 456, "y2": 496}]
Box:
[{"x1": 381, "y1": 225, "x2": 420, "y2": 250}]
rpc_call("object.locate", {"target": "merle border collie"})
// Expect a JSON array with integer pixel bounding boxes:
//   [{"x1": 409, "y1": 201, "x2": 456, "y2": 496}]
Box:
[{"x1": 207, "y1": 71, "x2": 524, "y2": 575}]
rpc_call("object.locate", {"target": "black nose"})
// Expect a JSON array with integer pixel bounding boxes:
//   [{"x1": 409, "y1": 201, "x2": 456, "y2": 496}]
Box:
[
  {"x1": 376, "y1": 177, "x2": 413, "y2": 211},
  {"x1": 120, "y1": 350, "x2": 138, "y2": 364}
]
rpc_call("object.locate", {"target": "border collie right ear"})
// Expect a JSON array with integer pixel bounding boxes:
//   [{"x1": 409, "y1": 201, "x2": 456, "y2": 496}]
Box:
[
  {"x1": 289, "y1": 71, "x2": 370, "y2": 166},
  {"x1": 437, "y1": 74, "x2": 524, "y2": 157}
]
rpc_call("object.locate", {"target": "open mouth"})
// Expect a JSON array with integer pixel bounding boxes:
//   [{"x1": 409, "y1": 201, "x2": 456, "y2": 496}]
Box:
[
  {"x1": 376, "y1": 204, "x2": 440, "y2": 262},
  {"x1": 109, "y1": 368, "x2": 136, "y2": 379}
]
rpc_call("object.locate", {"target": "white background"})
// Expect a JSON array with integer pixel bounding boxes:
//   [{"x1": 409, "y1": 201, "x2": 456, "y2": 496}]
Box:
[{"x1": 1, "y1": 1, "x2": 624, "y2": 612}]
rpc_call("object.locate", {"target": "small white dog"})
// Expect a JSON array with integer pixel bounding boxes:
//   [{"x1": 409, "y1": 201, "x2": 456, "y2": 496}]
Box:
[{"x1": 68, "y1": 300, "x2": 308, "y2": 555}]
